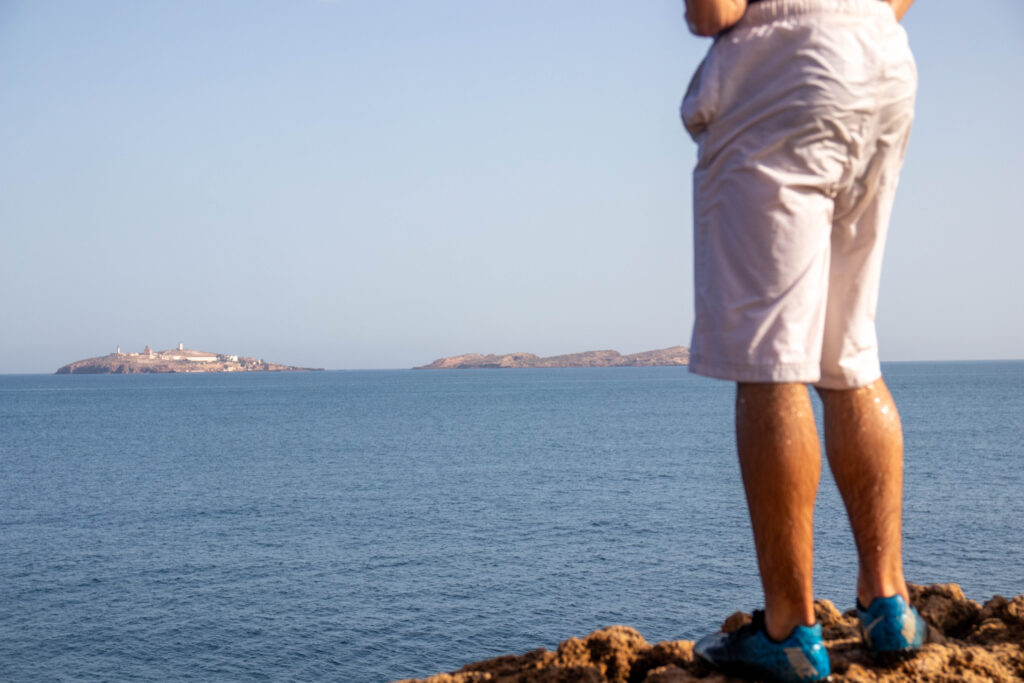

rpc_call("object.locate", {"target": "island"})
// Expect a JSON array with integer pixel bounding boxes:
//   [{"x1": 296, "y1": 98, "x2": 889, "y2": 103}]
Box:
[
  {"x1": 56, "y1": 344, "x2": 323, "y2": 374},
  {"x1": 414, "y1": 346, "x2": 689, "y2": 370}
]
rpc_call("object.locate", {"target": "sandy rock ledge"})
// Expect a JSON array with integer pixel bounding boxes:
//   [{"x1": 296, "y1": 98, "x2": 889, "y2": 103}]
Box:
[{"x1": 397, "y1": 584, "x2": 1024, "y2": 682}]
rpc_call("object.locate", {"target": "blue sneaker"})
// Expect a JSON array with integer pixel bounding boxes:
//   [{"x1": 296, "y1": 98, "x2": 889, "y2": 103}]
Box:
[
  {"x1": 856, "y1": 594, "x2": 926, "y2": 657},
  {"x1": 694, "y1": 611, "x2": 830, "y2": 683}
]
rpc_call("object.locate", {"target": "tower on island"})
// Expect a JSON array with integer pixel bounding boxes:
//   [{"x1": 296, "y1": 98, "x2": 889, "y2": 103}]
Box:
[{"x1": 179, "y1": 342, "x2": 184, "y2": 351}]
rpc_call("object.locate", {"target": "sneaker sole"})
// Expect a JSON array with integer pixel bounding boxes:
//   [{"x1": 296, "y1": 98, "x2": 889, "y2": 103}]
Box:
[{"x1": 695, "y1": 651, "x2": 831, "y2": 683}]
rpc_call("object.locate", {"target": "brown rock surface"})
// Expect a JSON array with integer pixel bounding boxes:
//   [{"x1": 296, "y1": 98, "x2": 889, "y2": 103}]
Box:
[
  {"x1": 415, "y1": 347, "x2": 690, "y2": 370},
  {"x1": 396, "y1": 584, "x2": 1024, "y2": 682}
]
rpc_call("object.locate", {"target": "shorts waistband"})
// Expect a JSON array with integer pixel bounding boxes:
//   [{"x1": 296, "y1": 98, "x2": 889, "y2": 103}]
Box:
[{"x1": 741, "y1": 0, "x2": 895, "y2": 26}]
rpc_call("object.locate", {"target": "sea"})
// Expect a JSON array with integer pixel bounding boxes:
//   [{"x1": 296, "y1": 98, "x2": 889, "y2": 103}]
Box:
[{"x1": 1, "y1": 361, "x2": 1022, "y2": 682}]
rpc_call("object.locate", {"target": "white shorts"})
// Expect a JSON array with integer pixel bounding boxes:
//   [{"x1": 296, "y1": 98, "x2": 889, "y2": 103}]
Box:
[{"x1": 681, "y1": 0, "x2": 917, "y2": 389}]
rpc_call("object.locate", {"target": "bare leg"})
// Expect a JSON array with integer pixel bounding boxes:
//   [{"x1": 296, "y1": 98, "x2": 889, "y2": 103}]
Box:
[
  {"x1": 817, "y1": 378, "x2": 908, "y2": 608},
  {"x1": 735, "y1": 382, "x2": 820, "y2": 641}
]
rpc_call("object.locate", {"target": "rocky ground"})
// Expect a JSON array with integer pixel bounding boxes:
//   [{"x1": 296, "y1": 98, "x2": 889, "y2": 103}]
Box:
[
  {"x1": 399, "y1": 584, "x2": 1024, "y2": 682},
  {"x1": 415, "y1": 347, "x2": 690, "y2": 369}
]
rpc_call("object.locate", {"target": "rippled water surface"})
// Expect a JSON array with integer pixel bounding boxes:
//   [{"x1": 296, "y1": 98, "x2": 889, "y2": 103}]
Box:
[{"x1": 2, "y1": 362, "x2": 1021, "y2": 681}]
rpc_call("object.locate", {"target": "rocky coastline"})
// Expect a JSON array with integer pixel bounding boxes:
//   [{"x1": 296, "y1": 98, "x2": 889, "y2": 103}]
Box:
[
  {"x1": 399, "y1": 583, "x2": 1024, "y2": 682},
  {"x1": 56, "y1": 345, "x2": 322, "y2": 374},
  {"x1": 415, "y1": 346, "x2": 690, "y2": 370}
]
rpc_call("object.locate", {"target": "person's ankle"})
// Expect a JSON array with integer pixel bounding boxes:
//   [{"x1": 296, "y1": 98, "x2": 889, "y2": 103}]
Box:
[
  {"x1": 857, "y1": 578, "x2": 909, "y2": 609},
  {"x1": 765, "y1": 609, "x2": 816, "y2": 642}
]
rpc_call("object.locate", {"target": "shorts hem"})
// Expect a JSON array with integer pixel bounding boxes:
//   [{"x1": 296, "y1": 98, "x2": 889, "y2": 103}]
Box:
[
  {"x1": 814, "y1": 367, "x2": 882, "y2": 390},
  {"x1": 686, "y1": 355, "x2": 883, "y2": 390},
  {"x1": 688, "y1": 356, "x2": 821, "y2": 384}
]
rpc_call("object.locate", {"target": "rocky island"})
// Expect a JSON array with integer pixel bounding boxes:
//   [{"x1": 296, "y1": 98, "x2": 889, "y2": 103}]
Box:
[
  {"x1": 56, "y1": 344, "x2": 322, "y2": 374},
  {"x1": 415, "y1": 346, "x2": 690, "y2": 370}
]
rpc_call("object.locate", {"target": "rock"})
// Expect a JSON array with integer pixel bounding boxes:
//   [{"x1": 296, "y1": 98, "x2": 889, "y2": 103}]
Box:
[
  {"x1": 642, "y1": 665, "x2": 703, "y2": 683},
  {"x1": 909, "y1": 583, "x2": 982, "y2": 639},
  {"x1": 396, "y1": 584, "x2": 1024, "y2": 683},
  {"x1": 631, "y1": 641, "x2": 696, "y2": 682},
  {"x1": 720, "y1": 612, "x2": 750, "y2": 633},
  {"x1": 813, "y1": 599, "x2": 844, "y2": 627}
]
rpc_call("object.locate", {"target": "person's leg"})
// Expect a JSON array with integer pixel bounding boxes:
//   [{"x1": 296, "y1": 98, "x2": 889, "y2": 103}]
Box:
[
  {"x1": 817, "y1": 378, "x2": 908, "y2": 607},
  {"x1": 736, "y1": 382, "x2": 821, "y2": 641}
]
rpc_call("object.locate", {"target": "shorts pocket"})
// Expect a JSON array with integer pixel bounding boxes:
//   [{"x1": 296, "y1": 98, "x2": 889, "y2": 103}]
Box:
[{"x1": 680, "y1": 48, "x2": 721, "y2": 141}]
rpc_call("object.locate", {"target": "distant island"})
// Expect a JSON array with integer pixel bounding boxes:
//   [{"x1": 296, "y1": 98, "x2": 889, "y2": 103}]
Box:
[
  {"x1": 414, "y1": 346, "x2": 689, "y2": 369},
  {"x1": 56, "y1": 344, "x2": 323, "y2": 374}
]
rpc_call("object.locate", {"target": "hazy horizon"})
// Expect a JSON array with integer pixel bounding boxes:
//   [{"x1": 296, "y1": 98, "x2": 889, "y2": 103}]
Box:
[
  {"x1": 3, "y1": 1, "x2": 1022, "y2": 374},
  {"x1": 16, "y1": 345, "x2": 1024, "y2": 375}
]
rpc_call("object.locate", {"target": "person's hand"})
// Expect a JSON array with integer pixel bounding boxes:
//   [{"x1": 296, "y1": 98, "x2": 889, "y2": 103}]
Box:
[{"x1": 684, "y1": 0, "x2": 747, "y2": 37}]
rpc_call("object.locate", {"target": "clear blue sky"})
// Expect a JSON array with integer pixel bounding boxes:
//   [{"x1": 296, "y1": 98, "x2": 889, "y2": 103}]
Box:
[{"x1": 2, "y1": 1, "x2": 1022, "y2": 372}]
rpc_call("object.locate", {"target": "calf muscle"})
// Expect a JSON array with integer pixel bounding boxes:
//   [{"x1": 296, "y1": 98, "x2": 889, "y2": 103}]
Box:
[{"x1": 818, "y1": 379, "x2": 909, "y2": 606}]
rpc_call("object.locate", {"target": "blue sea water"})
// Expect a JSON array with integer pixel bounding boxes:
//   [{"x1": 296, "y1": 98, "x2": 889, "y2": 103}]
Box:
[{"x1": 1, "y1": 362, "x2": 1022, "y2": 682}]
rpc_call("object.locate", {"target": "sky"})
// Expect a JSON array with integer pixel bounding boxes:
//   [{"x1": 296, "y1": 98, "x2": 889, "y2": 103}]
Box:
[{"x1": 2, "y1": 1, "x2": 1022, "y2": 373}]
